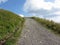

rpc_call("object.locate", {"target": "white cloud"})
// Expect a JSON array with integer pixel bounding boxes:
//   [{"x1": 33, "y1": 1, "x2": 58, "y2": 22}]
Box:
[
  {"x1": 19, "y1": 14, "x2": 24, "y2": 17},
  {"x1": 53, "y1": 0, "x2": 60, "y2": 8},
  {"x1": 46, "y1": 16, "x2": 60, "y2": 23},
  {"x1": 24, "y1": 0, "x2": 60, "y2": 11},
  {"x1": 53, "y1": 11, "x2": 60, "y2": 15},
  {"x1": 32, "y1": 13, "x2": 36, "y2": 16},
  {"x1": 24, "y1": 0, "x2": 53, "y2": 12},
  {"x1": 0, "y1": 0, "x2": 8, "y2": 4},
  {"x1": 23, "y1": 0, "x2": 60, "y2": 23}
]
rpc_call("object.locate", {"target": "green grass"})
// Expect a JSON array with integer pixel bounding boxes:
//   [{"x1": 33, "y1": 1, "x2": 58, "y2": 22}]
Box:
[
  {"x1": 0, "y1": 9, "x2": 25, "y2": 45},
  {"x1": 31, "y1": 17, "x2": 60, "y2": 34},
  {"x1": 4, "y1": 21, "x2": 24, "y2": 45}
]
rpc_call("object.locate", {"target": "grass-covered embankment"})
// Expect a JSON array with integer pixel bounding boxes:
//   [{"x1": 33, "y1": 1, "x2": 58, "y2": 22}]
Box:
[
  {"x1": 32, "y1": 17, "x2": 60, "y2": 34},
  {"x1": 0, "y1": 9, "x2": 25, "y2": 45}
]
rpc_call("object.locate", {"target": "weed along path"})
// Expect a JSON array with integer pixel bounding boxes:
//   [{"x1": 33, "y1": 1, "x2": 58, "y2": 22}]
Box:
[{"x1": 17, "y1": 18, "x2": 60, "y2": 45}]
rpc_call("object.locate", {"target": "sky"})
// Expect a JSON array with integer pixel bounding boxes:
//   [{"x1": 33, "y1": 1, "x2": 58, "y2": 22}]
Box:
[{"x1": 0, "y1": 0, "x2": 60, "y2": 23}]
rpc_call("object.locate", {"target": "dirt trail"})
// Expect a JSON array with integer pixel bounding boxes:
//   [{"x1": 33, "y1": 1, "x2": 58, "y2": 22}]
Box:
[{"x1": 17, "y1": 18, "x2": 60, "y2": 45}]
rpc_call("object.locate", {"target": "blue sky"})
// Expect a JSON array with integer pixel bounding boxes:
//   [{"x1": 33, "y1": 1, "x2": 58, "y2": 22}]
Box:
[
  {"x1": 0, "y1": 0, "x2": 60, "y2": 22},
  {"x1": 0, "y1": 0, "x2": 26, "y2": 16}
]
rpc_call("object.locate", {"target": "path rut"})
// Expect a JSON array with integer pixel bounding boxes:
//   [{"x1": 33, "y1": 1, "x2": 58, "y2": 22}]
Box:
[{"x1": 17, "y1": 18, "x2": 60, "y2": 45}]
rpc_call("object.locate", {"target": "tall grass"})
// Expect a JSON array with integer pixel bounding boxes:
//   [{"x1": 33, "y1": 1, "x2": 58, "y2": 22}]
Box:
[{"x1": 0, "y1": 9, "x2": 25, "y2": 45}]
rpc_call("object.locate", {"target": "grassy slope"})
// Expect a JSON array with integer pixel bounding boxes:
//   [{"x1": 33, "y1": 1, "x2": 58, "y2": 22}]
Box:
[
  {"x1": 32, "y1": 17, "x2": 60, "y2": 34},
  {"x1": 0, "y1": 9, "x2": 25, "y2": 45}
]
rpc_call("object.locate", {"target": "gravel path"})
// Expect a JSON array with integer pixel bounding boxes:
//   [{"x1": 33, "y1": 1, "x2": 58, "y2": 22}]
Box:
[{"x1": 17, "y1": 18, "x2": 60, "y2": 45}]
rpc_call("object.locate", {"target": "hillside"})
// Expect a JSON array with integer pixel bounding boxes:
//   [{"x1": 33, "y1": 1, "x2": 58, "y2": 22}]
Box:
[
  {"x1": 32, "y1": 17, "x2": 60, "y2": 34},
  {"x1": 0, "y1": 9, "x2": 25, "y2": 45}
]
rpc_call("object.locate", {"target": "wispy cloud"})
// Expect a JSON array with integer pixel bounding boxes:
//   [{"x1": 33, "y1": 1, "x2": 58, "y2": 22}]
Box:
[
  {"x1": 19, "y1": 14, "x2": 24, "y2": 17},
  {"x1": 0, "y1": 0, "x2": 8, "y2": 4},
  {"x1": 23, "y1": 0, "x2": 60, "y2": 23},
  {"x1": 46, "y1": 16, "x2": 60, "y2": 23}
]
